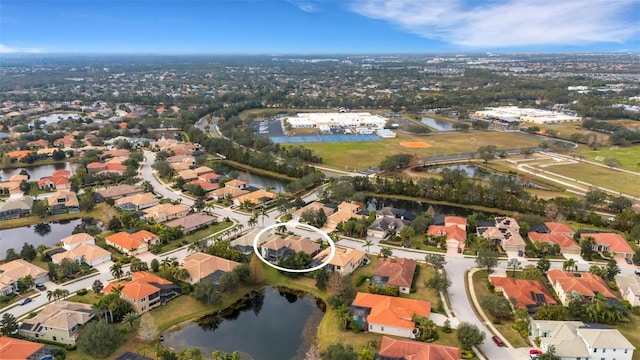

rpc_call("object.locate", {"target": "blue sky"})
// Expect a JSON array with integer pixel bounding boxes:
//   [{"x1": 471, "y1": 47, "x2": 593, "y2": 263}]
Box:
[{"x1": 1, "y1": 0, "x2": 639, "y2": 54}]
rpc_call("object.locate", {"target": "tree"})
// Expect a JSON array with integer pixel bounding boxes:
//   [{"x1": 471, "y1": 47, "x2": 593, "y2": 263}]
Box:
[
  {"x1": 604, "y1": 157, "x2": 621, "y2": 168},
  {"x1": 192, "y1": 281, "x2": 222, "y2": 305},
  {"x1": 212, "y1": 351, "x2": 241, "y2": 360},
  {"x1": 536, "y1": 257, "x2": 551, "y2": 275},
  {"x1": 477, "y1": 145, "x2": 497, "y2": 163},
  {"x1": 150, "y1": 258, "x2": 160, "y2": 273},
  {"x1": 362, "y1": 239, "x2": 373, "y2": 258},
  {"x1": 4, "y1": 248, "x2": 19, "y2": 261},
  {"x1": 249, "y1": 253, "x2": 264, "y2": 284},
  {"x1": 535, "y1": 304, "x2": 569, "y2": 321},
  {"x1": 122, "y1": 311, "x2": 139, "y2": 329},
  {"x1": 424, "y1": 272, "x2": 451, "y2": 293},
  {"x1": 19, "y1": 274, "x2": 35, "y2": 291},
  {"x1": 424, "y1": 254, "x2": 446, "y2": 270},
  {"x1": 0, "y1": 313, "x2": 18, "y2": 336},
  {"x1": 138, "y1": 313, "x2": 159, "y2": 342},
  {"x1": 457, "y1": 322, "x2": 485, "y2": 350},
  {"x1": 110, "y1": 263, "x2": 124, "y2": 280},
  {"x1": 20, "y1": 243, "x2": 36, "y2": 261},
  {"x1": 31, "y1": 200, "x2": 49, "y2": 217},
  {"x1": 315, "y1": 269, "x2": 329, "y2": 290},
  {"x1": 320, "y1": 343, "x2": 358, "y2": 360},
  {"x1": 92, "y1": 280, "x2": 104, "y2": 294},
  {"x1": 19, "y1": 180, "x2": 30, "y2": 193},
  {"x1": 539, "y1": 345, "x2": 561, "y2": 360},
  {"x1": 605, "y1": 259, "x2": 621, "y2": 281},
  {"x1": 77, "y1": 320, "x2": 124, "y2": 358},
  {"x1": 580, "y1": 237, "x2": 596, "y2": 261},
  {"x1": 130, "y1": 258, "x2": 149, "y2": 272},
  {"x1": 507, "y1": 258, "x2": 521, "y2": 277},
  {"x1": 562, "y1": 258, "x2": 578, "y2": 272},
  {"x1": 476, "y1": 249, "x2": 498, "y2": 272},
  {"x1": 380, "y1": 247, "x2": 393, "y2": 258},
  {"x1": 480, "y1": 295, "x2": 513, "y2": 318},
  {"x1": 108, "y1": 216, "x2": 122, "y2": 231}
]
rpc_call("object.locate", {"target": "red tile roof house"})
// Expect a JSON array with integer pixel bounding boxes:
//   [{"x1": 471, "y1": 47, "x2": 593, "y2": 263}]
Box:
[
  {"x1": 0, "y1": 336, "x2": 50, "y2": 360},
  {"x1": 528, "y1": 232, "x2": 581, "y2": 256},
  {"x1": 104, "y1": 271, "x2": 181, "y2": 314},
  {"x1": 580, "y1": 232, "x2": 634, "y2": 260},
  {"x1": 376, "y1": 336, "x2": 460, "y2": 360},
  {"x1": 86, "y1": 162, "x2": 127, "y2": 175},
  {"x1": 370, "y1": 257, "x2": 417, "y2": 294},
  {"x1": 187, "y1": 179, "x2": 219, "y2": 192},
  {"x1": 105, "y1": 230, "x2": 159, "y2": 256},
  {"x1": 489, "y1": 276, "x2": 557, "y2": 313},
  {"x1": 351, "y1": 292, "x2": 431, "y2": 339},
  {"x1": 547, "y1": 269, "x2": 616, "y2": 306},
  {"x1": 427, "y1": 225, "x2": 467, "y2": 252},
  {"x1": 260, "y1": 235, "x2": 321, "y2": 263},
  {"x1": 37, "y1": 176, "x2": 71, "y2": 190},
  {"x1": 444, "y1": 216, "x2": 467, "y2": 230},
  {"x1": 545, "y1": 222, "x2": 575, "y2": 237}
]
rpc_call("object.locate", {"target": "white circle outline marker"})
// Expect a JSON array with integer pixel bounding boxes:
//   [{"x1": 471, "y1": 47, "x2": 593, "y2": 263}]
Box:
[{"x1": 253, "y1": 221, "x2": 336, "y2": 273}]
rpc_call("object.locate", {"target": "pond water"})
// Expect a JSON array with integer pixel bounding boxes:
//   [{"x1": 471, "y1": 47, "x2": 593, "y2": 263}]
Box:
[
  {"x1": 425, "y1": 164, "x2": 494, "y2": 180},
  {"x1": 420, "y1": 117, "x2": 455, "y2": 131},
  {"x1": 0, "y1": 162, "x2": 78, "y2": 181},
  {"x1": 366, "y1": 196, "x2": 474, "y2": 217},
  {"x1": 162, "y1": 286, "x2": 324, "y2": 360},
  {"x1": 238, "y1": 171, "x2": 288, "y2": 192},
  {"x1": 0, "y1": 218, "x2": 86, "y2": 259},
  {"x1": 34, "y1": 113, "x2": 81, "y2": 125}
]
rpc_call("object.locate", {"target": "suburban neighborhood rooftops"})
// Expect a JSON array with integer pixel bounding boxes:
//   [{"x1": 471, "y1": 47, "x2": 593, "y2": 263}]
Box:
[
  {"x1": 313, "y1": 247, "x2": 366, "y2": 267},
  {"x1": 528, "y1": 232, "x2": 579, "y2": 249},
  {"x1": 0, "y1": 336, "x2": 45, "y2": 360},
  {"x1": 489, "y1": 276, "x2": 556, "y2": 308},
  {"x1": 377, "y1": 336, "x2": 460, "y2": 360},
  {"x1": 372, "y1": 257, "x2": 417, "y2": 288},
  {"x1": 183, "y1": 252, "x2": 241, "y2": 283},
  {"x1": 61, "y1": 233, "x2": 95, "y2": 247},
  {"x1": 547, "y1": 269, "x2": 616, "y2": 298},
  {"x1": 352, "y1": 292, "x2": 430, "y2": 329},
  {"x1": 580, "y1": 232, "x2": 634, "y2": 254}
]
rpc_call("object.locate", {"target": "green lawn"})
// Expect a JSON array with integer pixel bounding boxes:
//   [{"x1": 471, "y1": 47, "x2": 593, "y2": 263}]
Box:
[
  {"x1": 579, "y1": 144, "x2": 640, "y2": 171},
  {"x1": 471, "y1": 270, "x2": 529, "y2": 348},
  {"x1": 301, "y1": 131, "x2": 542, "y2": 169},
  {"x1": 0, "y1": 203, "x2": 120, "y2": 230},
  {"x1": 539, "y1": 162, "x2": 640, "y2": 197}
]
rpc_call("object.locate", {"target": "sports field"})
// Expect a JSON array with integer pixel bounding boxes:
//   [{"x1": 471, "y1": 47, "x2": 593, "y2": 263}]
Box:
[
  {"x1": 301, "y1": 131, "x2": 541, "y2": 169},
  {"x1": 579, "y1": 144, "x2": 640, "y2": 171},
  {"x1": 540, "y1": 162, "x2": 640, "y2": 197}
]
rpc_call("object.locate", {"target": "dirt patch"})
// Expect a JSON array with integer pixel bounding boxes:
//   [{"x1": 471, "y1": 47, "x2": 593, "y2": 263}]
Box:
[{"x1": 400, "y1": 141, "x2": 431, "y2": 148}]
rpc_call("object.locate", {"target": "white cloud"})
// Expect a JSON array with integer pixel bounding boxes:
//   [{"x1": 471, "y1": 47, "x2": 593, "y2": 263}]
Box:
[
  {"x1": 287, "y1": 0, "x2": 320, "y2": 13},
  {"x1": 0, "y1": 44, "x2": 43, "y2": 54},
  {"x1": 349, "y1": 0, "x2": 640, "y2": 48}
]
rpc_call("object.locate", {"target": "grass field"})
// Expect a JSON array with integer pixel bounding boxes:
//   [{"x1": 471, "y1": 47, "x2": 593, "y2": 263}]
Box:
[
  {"x1": 540, "y1": 162, "x2": 640, "y2": 197},
  {"x1": 0, "y1": 203, "x2": 120, "y2": 230},
  {"x1": 579, "y1": 144, "x2": 640, "y2": 171},
  {"x1": 303, "y1": 131, "x2": 542, "y2": 169}
]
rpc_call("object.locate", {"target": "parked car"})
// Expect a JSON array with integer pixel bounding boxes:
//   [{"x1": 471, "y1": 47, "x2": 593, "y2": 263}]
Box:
[
  {"x1": 18, "y1": 297, "x2": 32, "y2": 306},
  {"x1": 626, "y1": 258, "x2": 633, "y2": 265},
  {"x1": 635, "y1": 269, "x2": 640, "y2": 276},
  {"x1": 35, "y1": 283, "x2": 46, "y2": 291},
  {"x1": 492, "y1": 336, "x2": 504, "y2": 347},
  {"x1": 529, "y1": 349, "x2": 542, "y2": 359}
]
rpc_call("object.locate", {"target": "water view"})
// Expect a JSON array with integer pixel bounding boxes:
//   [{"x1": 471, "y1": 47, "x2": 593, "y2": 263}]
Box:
[
  {"x1": 366, "y1": 196, "x2": 474, "y2": 217},
  {"x1": 425, "y1": 164, "x2": 494, "y2": 180},
  {"x1": 162, "y1": 287, "x2": 324, "y2": 360},
  {"x1": 0, "y1": 162, "x2": 78, "y2": 181},
  {"x1": 238, "y1": 171, "x2": 288, "y2": 192},
  {"x1": 0, "y1": 218, "x2": 85, "y2": 259},
  {"x1": 420, "y1": 117, "x2": 455, "y2": 131},
  {"x1": 34, "y1": 113, "x2": 81, "y2": 125}
]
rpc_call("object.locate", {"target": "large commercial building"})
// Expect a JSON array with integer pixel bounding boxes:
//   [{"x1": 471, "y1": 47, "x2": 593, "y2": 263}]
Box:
[
  {"x1": 284, "y1": 112, "x2": 388, "y2": 131},
  {"x1": 474, "y1": 106, "x2": 581, "y2": 124}
]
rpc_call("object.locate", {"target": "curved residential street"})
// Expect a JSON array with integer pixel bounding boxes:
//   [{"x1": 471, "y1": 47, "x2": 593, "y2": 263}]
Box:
[{"x1": 2, "y1": 150, "x2": 638, "y2": 360}]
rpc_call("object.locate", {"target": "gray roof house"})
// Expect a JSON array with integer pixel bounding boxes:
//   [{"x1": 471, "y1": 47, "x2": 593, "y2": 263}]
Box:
[{"x1": 0, "y1": 196, "x2": 34, "y2": 220}]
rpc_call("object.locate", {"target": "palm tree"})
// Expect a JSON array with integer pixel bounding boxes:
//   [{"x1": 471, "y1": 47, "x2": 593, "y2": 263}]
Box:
[
  {"x1": 380, "y1": 247, "x2": 393, "y2": 258},
  {"x1": 362, "y1": 239, "x2": 373, "y2": 258},
  {"x1": 247, "y1": 215, "x2": 258, "y2": 228},
  {"x1": 563, "y1": 259, "x2": 577, "y2": 272},
  {"x1": 46, "y1": 290, "x2": 53, "y2": 302},
  {"x1": 259, "y1": 207, "x2": 269, "y2": 227},
  {"x1": 336, "y1": 304, "x2": 350, "y2": 330},
  {"x1": 122, "y1": 311, "x2": 139, "y2": 329},
  {"x1": 110, "y1": 263, "x2": 124, "y2": 280}
]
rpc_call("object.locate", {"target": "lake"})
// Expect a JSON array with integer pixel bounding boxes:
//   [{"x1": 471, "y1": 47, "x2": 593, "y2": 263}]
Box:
[
  {"x1": 366, "y1": 196, "x2": 474, "y2": 217},
  {"x1": 425, "y1": 164, "x2": 494, "y2": 180},
  {"x1": 421, "y1": 117, "x2": 455, "y2": 131},
  {"x1": 0, "y1": 162, "x2": 78, "y2": 181},
  {"x1": 0, "y1": 218, "x2": 86, "y2": 259},
  {"x1": 238, "y1": 171, "x2": 288, "y2": 192},
  {"x1": 162, "y1": 287, "x2": 325, "y2": 360}
]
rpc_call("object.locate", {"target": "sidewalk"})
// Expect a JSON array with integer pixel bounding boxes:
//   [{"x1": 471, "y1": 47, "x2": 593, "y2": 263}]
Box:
[{"x1": 466, "y1": 268, "x2": 513, "y2": 348}]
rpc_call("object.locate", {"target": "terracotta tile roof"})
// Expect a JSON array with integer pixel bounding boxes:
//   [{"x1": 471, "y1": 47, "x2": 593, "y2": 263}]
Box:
[
  {"x1": 580, "y1": 232, "x2": 634, "y2": 254},
  {"x1": 225, "y1": 179, "x2": 247, "y2": 188},
  {"x1": 105, "y1": 230, "x2": 158, "y2": 251},
  {"x1": 199, "y1": 172, "x2": 221, "y2": 181},
  {"x1": 164, "y1": 212, "x2": 217, "y2": 230},
  {"x1": 547, "y1": 270, "x2": 615, "y2": 298},
  {"x1": 261, "y1": 235, "x2": 321, "y2": 255},
  {"x1": 183, "y1": 252, "x2": 241, "y2": 282},
  {"x1": 545, "y1": 222, "x2": 574, "y2": 234},
  {"x1": 377, "y1": 336, "x2": 460, "y2": 360},
  {"x1": 6, "y1": 150, "x2": 31, "y2": 160},
  {"x1": 193, "y1": 166, "x2": 213, "y2": 175},
  {"x1": 52, "y1": 169, "x2": 71, "y2": 178},
  {"x1": 490, "y1": 276, "x2": 556, "y2": 308},
  {"x1": 427, "y1": 225, "x2": 466, "y2": 242},
  {"x1": 353, "y1": 292, "x2": 430, "y2": 329},
  {"x1": 0, "y1": 336, "x2": 45, "y2": 360},
  {"x1": 313, "y1": 247, "x2": 366, "y2": 267},
  {"x1": 373, "y1": 257, "x2": 417, "y2": 288},
  {"x1": 47, "y1": 190, "x2": 79, "y2": 207},
  {"x1": 37, "y1": 175, "x2": 70, "y2": 187},
  {"x1": 187, "y1": 179, "x2": 219, "y2": 191},
  {"x1": 0, "y1": 260, "x2": 47, "y2": 286},
  {"x1": 528, "y1": 232, "x2": 579, "y2": 249},
  {"x1": 234, "y1": 189, "x2": 275, "y2": 205},
  {"x1": 142, "y1": 203, "x2": 190, "y2": 220},
  {"x1": 114, "y1": 192, "x2": 158, "y2": 208},
  {"x1": 106, "y1": 272, "x2": 173, "y2": 300},
  {"x1": 9, "y1": 174, "x2": 29, "y2": 182},
  {"x1": 292, "y1": 202, "x2": 335, "y2": 219},
  {"x1": 52, "y1": 243, "x2": 111, "y2": 263},
  {"x1": 211, "y1": 186, "x2": 249, "y2": 198},
  {"x1": 61, "y1": 233, "x2": 95, "y2": 247},
  {"x1": 178, "y1": 169, "x2": 198, "y2": 181},
  {"x1": 444, "y1": 216, "x2": 467, "y2": 227},
  {"x1": 98, "y1": 184, "x2": 144, "y2": 199}
]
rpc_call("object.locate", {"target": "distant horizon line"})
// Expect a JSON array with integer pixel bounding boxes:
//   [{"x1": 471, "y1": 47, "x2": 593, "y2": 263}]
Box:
[{"x1": 1, "y1": 50, "x2": 639, "y2": 58}]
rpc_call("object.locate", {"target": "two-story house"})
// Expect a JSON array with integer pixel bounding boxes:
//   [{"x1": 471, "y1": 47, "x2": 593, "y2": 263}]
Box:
[
  {"x1": 103, "y1": 271, "x2": 181, "y2": 314},
  {"x1": 0, "y1": 259, "x2": 48, "y2": 296},
  {"x1": 114, "y1": 192, "x2": 159, "y2": 211},
  {"x1": 260, "y1": 235, "x2": 321, "y2": 263},
  {"x1": 351, "y1": 292, "x2": 430, "y2": 339},
  {"x1": 312, "y1": 247, "x2": 366, "y2": 276},
  {"x1": 370, "y1": 257, "x2": 417, "y2": 294},
  {"x1": 47, "y1": 190, "x2": 79, "y2": 214},
  {"x1": 18, "y1": 301, "x2": 95, "y2": 346}
]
